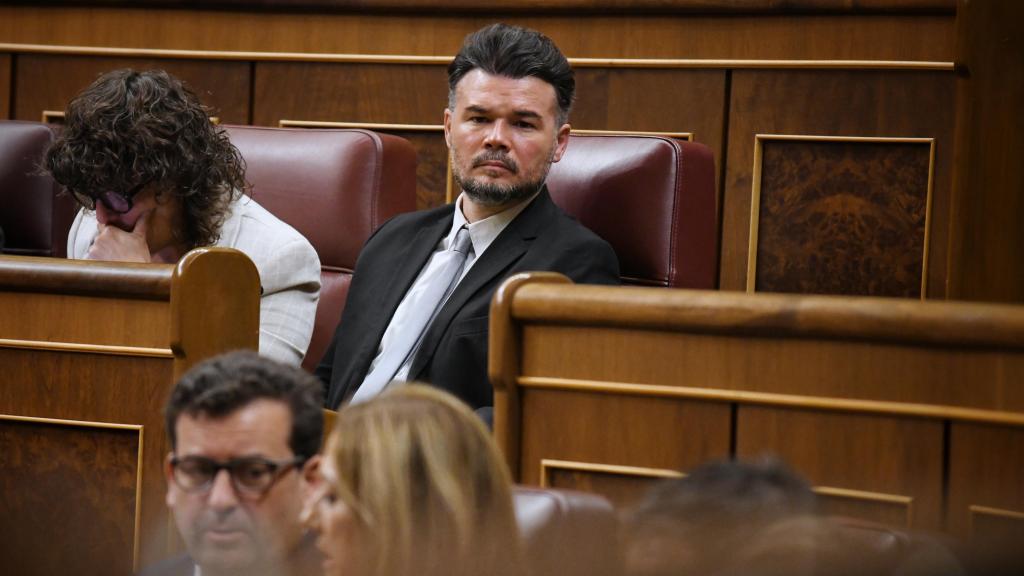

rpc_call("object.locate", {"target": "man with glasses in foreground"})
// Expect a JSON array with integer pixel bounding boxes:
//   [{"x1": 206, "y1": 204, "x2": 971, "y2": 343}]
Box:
[
  {"x1": 45, "y1": 68, "x2": 320, "y2": 366},
  {"x1": 144, "y1": 351, "x2": 323, "y2": 576}
]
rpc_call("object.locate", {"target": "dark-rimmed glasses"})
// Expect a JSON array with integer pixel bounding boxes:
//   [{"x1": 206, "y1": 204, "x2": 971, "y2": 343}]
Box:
[
  {"x1": 70, "y1": 179, "x2": 152, "y2": 214},
  {"x1": 169, "y1": 455, "x2": 306, "y2": 498}
]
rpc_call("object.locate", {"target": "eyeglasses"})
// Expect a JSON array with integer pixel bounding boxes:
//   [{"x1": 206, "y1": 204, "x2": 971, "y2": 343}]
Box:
[
  {"x1": 70, "y1": 179, "x2": 152, "y2": 214},
  {"x1": 169, "y1": 455, "x2": 306, "y2": 498}
]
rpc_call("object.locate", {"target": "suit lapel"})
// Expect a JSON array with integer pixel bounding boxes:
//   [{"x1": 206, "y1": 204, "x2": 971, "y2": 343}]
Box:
[
  {"x1": 344, "y1": 210, "x2": 452, "y2": 400},
  {"x1": 408, "y1": 189, "x2": 555, "y2": 379}
]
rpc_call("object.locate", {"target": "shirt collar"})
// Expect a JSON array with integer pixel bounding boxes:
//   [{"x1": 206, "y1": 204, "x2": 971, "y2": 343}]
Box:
[{"x1": 448, "y1": 190, "x2": 540, "y2": 257}]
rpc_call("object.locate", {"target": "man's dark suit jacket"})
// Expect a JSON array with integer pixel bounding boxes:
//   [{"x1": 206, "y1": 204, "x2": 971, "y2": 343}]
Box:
[{"x1": 316, "y1": 188, "x2": 620, "y2": 409}]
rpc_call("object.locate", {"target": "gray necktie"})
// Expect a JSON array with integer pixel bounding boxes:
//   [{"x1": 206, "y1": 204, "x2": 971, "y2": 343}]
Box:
[{"x1": 351, "y1": 226, "x2": 473, "y2": 403}]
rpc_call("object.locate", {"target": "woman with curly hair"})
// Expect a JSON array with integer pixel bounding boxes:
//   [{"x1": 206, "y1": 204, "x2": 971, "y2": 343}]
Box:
[
  {"x1": 46, "y1": 68, "x2": 320, "y2": 365},
  {"x1": 304, "y1": 384, "x2": 523, "y2": 576}
]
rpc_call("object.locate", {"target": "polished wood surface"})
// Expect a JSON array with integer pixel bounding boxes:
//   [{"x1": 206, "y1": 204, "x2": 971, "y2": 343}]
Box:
[
  {"x1": 13, "y1": 54, "x2": 251, "y2": 124},
  {"x1": 721, "y1": 70, "x2": 955, "y2": 296},
  {"x1": 491, "y1": 273, "x2": 1024, "y2": 537},
  {"x1": 0, "y1": 248, "x2": 260, "y2": 573},
  {"x1": 0, "y1": 54, "x2": 9, "y2": 119},
  {"x1": 947, "y1": 0, "x2": 1024, "y2": 303},
  {"x1": 2, "y1": 1, "x2": 958, "y2": 13},
  {"x1": 0, "y1": 7, "x2": 955, "y2": 60}
]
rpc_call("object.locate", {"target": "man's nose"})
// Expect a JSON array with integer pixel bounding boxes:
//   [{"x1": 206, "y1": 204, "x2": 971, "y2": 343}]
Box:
[
  {"x1": 483, "y1": 120, "x2": 511, "y2": 149},
  {"x1": 207, "y1": 469, "x2": 240, "y2": 509}
]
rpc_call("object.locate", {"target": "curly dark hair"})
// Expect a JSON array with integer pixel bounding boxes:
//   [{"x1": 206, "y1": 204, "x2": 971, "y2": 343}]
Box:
[
  {"x1": 165, "y1": 351, "x2": 324, "y2": 460},
  {"x1": 45, "y1": 68, "x2": 246, "y2": 249}
]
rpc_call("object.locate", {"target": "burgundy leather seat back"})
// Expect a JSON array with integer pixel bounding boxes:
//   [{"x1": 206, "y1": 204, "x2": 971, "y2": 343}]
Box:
[
  {"x1": 513, "y1": 486, "x2": 622, "y2": 576},
  {"x1": 0, "y1": 121, "x2": 77, "y2": 258},
  {"x1": 224, "y1": 125, "x2": 417, "y2": 370},
  {"x1": 546, "y1": 134, "x2": 717, "y2": 289}
]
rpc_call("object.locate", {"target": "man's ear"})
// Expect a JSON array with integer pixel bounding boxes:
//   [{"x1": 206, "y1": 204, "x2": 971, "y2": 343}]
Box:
[
  {"x1": 164, "y1": 452, "x2": 176, "y2": 506},
  {"x1": 443, "y1": 107, "x2": 453, "y2": 148},
  {"x1": 301, "y1": 454, "x2": 322, "y2": 489},
  {"x1": 551, "y1": 122, "x2": 571, "y2": 163}
]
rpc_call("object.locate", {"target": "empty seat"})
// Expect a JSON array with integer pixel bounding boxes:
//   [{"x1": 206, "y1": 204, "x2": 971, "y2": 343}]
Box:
[{"x1": 546, "y1": 134, "x2": 717, "y2": 289}]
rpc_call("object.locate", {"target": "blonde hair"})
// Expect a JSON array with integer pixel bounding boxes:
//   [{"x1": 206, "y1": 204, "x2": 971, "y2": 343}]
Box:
[{"x1": 325, "y1": 384, "x2": 522, "y2": 576}]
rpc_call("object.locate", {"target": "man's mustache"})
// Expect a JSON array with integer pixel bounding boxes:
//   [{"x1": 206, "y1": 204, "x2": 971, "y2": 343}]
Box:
[{"x1": 472, "y1": 152, "x2": 518, "y2": 173}]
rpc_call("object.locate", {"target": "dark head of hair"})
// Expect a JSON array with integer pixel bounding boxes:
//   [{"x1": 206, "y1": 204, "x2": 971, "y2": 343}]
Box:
[
  {"x1": 45, "y1": 68, "x2": 246, "y2": 249},
  {"x1": 630, "y1": 457, "x2": 817, "y2": 530},
  {"x1": 164, "y1": 351, "x2": 324, "y2": 460},
  {"x1": 447, "y1": 23, "x2": 574, "y2": 125}
]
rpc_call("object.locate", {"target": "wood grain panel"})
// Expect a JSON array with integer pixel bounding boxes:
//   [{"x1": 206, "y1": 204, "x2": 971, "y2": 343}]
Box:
[
  {"x1": 0, "y1": 7, "x2": 954, "y2": 60},
  {"x1": 254, "y1": 62, "x2": 447, "y2": 126},
  {"x1": 736, "y1": 406, "x2": 944, "y2": 530},
  {"x1": 0, "y1": 53, "x2": 10, "y2": 119},
  {"x1": 721, "y1": 70, "x2": 954, "y2": 296},
  {"x1": 12, "y1": 54, "x2": 250, "y2": 124},
  {"x1": 752, "y1": 138, "x2": 931, "y2": 297},
  {"x1": 519, "y1": 325, "x2": 1024, "y2": 414},
  {"x1": 0, "y1": 348, "x2": 173, "y2": 568},
  {"x1": 0, "y1": 417, "x2": 141, "y2": 576},
  {"x1": 948, "y1": 423, "x2": 1024, "y2": 543},
  {"x1": 572, "y1": 67, "x2": 725, "y2": 187},
  {"x1": 517, "y1": 387, "x2": 730, "y2": 490},
  {"x1": 0, "y1": 292, "x2": 170, "y2": 348},
  {"x1": 947, "y1": 0, "x2": 1024, "y2": 303},
  {"x1": 543, "y1": 461, "x2": 681, "y2": 509}
]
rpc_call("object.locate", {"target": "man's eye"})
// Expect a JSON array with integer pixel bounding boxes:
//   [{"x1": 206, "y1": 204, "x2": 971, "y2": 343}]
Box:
[
  {"x1": 469, "y1": 116, "x2": 489, "y2": 124},
  {"x1": 236, "y1": 463, "x2": 273, "y2": 480},
  {"x1": 515, "y1": 121, "x2": 536, "y2": 129}
]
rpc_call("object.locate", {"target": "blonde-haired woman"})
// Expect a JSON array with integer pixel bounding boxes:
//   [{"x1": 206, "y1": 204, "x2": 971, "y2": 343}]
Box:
[{"x1": 304, "y1": 384, "x2": 523, "y2": 576}]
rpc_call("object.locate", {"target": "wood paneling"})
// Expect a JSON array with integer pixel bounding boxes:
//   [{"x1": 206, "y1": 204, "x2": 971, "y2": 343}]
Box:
[
  {"x1": 572, "y1": 67, "x2": 726, "y2": 180},
  {"x1": 0, "y1": 53, "x2": 10, "y2": 119},
  {"x1": 721, "y1": 70, "x2": 955, "y2": 297},
  {"x1": 519, "y1": 325, "x2": 1024, "y2": 414},
  {"x1": 543, "y1": 464, "x2": 679, "y2": 509},
  {"x1": 948, "y1": 423, "x2": 1024, "y2": 542},
  {"x1": 751, "y1": 138, "x2": 931, "y2": 297},
  {"x1": 947, "y1": 0, "x2": 1024, "y2": 303},
  {"x1": 12, "y1": 54, "x2": 250, "y2": 124},
  {"x1": 7, "y1": 1, "x2": 959, "y2": 13},
  {"x1": 517, "y1": 387, "x2": 731, "y2": 501},
  {"x1": 0, "y1": 249, "x2": 260, "y2": 568},
  {"x1": 255, "y1": 62, "x2": 447, "y2": 126},
  {"x1": 0, "y1": 7, "x2": 954, "y2": 60},
  {"x1": 492, "y1": 275, "x2": 1024, "y2": 536},
  {"x1": 736, "y1": 406, "x2": 944, "y2": 529},
  {"x1": 0, "y1": 416, "x2": 141, "y2": 576}
]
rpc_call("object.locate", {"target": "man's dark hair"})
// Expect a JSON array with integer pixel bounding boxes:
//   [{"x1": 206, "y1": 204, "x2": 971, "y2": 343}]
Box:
[
  {"x1": 45, "y1": 68, "x2": 246, "y2": 249},
  {"x1": 629, "y1": 456, "x2": 817, "y2": 532},
  {"x1": 447, "y1": 23, "x2": 575, "y2": 125},
  {"x1": 165, "y1": 351, "x2": 324, "y2": 460}
]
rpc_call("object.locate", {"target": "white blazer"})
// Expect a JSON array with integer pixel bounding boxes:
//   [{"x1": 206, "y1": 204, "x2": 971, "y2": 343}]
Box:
[{"x1": 67, "y1": 195, "x2": 321, "y2": 365}]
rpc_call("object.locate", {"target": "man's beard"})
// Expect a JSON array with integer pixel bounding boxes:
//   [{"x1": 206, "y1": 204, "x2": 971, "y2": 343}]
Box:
[{"x1": 452, "y1": 149, "x2": 551, "y2": 207}]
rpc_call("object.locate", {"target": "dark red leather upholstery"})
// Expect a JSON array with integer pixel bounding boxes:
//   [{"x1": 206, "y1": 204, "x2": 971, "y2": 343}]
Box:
[
  {"x1": 546, "y1": 135, "x2": 717, "y2": 289},
  {"x1": 223, "y1": 125, "x2": 417, "y2": 371},
  {"x1": 0, "y1": 121, "x2": 77, "y2": 258},
  {"x1": 513, "y1": 486, "x2": 621, "y2": 576}
]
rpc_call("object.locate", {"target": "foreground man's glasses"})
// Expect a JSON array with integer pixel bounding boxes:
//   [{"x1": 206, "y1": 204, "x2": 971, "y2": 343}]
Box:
[{"x1": 170, "y1": 455, "x2": 306, "y2": 498}]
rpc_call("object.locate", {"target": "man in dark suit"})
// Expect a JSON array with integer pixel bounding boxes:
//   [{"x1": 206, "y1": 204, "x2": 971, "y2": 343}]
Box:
[
  {"x1": 142, "y1": 352, "x2": 322, "y2": 576},
  {"x1": 317, "y1": 23, "x2": 619, "y2": 410}
]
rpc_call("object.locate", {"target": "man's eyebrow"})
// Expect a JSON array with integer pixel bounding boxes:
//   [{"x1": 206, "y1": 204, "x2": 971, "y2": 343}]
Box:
[
  {"x1": 512, "y1": 110, "x2": 542, "y2": 120},
  {"x1": 465, "y1": 105, "x2": 490, "y2": 114}
]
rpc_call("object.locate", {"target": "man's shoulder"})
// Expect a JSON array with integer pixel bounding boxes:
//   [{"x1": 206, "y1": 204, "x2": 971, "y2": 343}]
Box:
[
  {"x1": 379, "y1": 203, "x2": 453, "y2": 232},
  {"x1": 137, "y1": 554, "x2": 194, "y2": 576}
]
